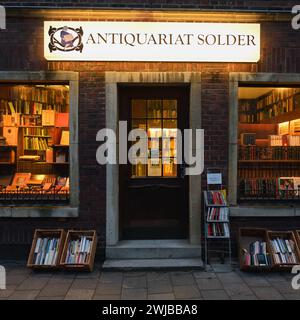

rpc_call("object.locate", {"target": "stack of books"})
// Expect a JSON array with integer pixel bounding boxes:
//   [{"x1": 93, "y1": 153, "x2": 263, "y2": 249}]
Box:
[
  {"x1": 65, "y1": 236, "x2": 92, "y2": 264},
  {"x1": 242, "y1": 241, "x2": 272, "y2": 267},
  {"x1": 270, "y1": 237, "x2": 298, "y2": 264},
  {"x1": 33, "y1": 237, "x2": 60, "y2": 265},
  {"x1": 207, "y1": 207, "x2": 229, "y2": 221}
]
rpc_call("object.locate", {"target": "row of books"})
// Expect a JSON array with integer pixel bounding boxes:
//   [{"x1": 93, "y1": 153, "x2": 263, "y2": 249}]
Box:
[
  {"x1": 207, "y1": 223, "x2": 230, "y2": 237},
  {"x1": 270, "y1": 238, "x2": 299, "y2": 264},
  {"x1": 239, "y1": 146, "x2": 300, "y2": 160},
  {"x1": 33, "y1": 237, "x2": 60, "y2": 266},
  {"x1": 207, "y1": 207, "x2": 229, "y2": 221},
  {"x1": 239, "y1": 177, "x2": 300, "y2": 199},
  {"x1": 206, "y1": 191, "x2": 227, "y2": 205},
  {"x1": 242, "y1": 241, "x2": 272, "y2": 267},
  {"x1": 239, "y1": 89, "x2": 300, "y2": 123},
  {"x1": 0, "y1": 85, "x2": 69, "y2": 107},
  {"x1": 65, "y1": 237, "x2": 92, "y2": 264},
  {"x1": 24, "y1": 136, "x2": 49, "y2": 151},
  {"x1": 238, "y1": 168, "x2": 300, "y2": 179}
]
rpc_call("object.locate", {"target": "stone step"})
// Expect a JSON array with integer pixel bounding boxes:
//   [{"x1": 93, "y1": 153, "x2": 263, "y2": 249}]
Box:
[
  {"x1": 102, "y1": 258, "x2": 204, "y2": 270},
  {"x1": 106, "y1": 240, "x2": 202, "y2": 259}
]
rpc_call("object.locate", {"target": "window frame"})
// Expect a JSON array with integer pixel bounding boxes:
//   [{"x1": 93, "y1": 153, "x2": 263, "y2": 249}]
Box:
[
  {"x1": 229, "y1": 72, "x2": 300, "y2": 218},
  {"x1": 0, "y1": 71, "x2": 79, "y2": 218}
]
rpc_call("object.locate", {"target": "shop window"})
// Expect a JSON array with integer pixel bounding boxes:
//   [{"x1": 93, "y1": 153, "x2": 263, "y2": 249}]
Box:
[
  {"x1": 131, "y1": 99, "x2": 178, "y2": 178},
  {"x1": 0, "y1": 84, "x2": 70, "y2": 205},
  {"x1": 238, "y1": 86, "x2": 300, "y2": 202}
]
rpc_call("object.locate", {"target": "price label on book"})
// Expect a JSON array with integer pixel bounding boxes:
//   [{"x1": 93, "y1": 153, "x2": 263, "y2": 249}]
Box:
[{"x1": 207, "y1": 173, "x2": 222, "y2": 185}]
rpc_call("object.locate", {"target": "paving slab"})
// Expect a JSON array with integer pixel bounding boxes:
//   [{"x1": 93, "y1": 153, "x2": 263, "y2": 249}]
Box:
[
  {"x1": 65, "y1": 289, "x2": 95, "y2": 300},
  {"x1": 251, "y1": 287, "x2": 284, "y2": 300},
  {"x1": 121, "y1": 288, "x2": 147, "y2": 300},
  {"x1": 148, "y1": 279, "x2": 173, "y2": 294},
  {"x1": 201, "y1": 289, "x2": 230, "y2": 300},
  {"x1": 148, "y1": 293, "x2": 175, "y2": 300},
  {"x1": 9, "y1": 290, "x2": 40, "y2": 300},
  {"x1": 173, "y1": 285, "x2": 201, "y2": 299},
  {"x1": 196, "y1": 278, "x2": 223, "y2": 290}
]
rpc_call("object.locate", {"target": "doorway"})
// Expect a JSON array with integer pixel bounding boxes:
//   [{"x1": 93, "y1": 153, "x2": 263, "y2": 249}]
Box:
[{"x1": 119, "y1": 85, "x2": 190, "y2": 240}]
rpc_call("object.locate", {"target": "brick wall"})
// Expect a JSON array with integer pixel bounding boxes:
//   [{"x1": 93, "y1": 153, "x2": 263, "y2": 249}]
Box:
[
  {"x1": 0, "y1": 11, "x2": 300, "y2": 259},
  {"x1": 0, "y1": 1, "x2": 296, "y2": 11}
]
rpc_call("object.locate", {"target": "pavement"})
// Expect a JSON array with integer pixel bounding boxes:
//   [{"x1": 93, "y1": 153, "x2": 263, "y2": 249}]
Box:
[{"x1": 0, "y1": 260, "x2": 299, "y2": 300}]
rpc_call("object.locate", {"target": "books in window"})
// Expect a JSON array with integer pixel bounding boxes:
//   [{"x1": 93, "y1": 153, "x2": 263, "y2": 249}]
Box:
[
  {"x1": 64, "y1": 236, "x2": 92, "y2": 264},
  {"x1": 270, "y1": 237, "x2": 299, "y2": 264},
  {"x1": 207, "y1": 207, "x2": 229, "y2": 221},
  {"x1": 242, "y1": 241, "x2": 272, "y2": 267},
  {"x1": 207, "y1": 223, "x2": 230, "y2": 237},
  {"x1": 33, "y1": 237, "x2": 60, "y2": 266}
]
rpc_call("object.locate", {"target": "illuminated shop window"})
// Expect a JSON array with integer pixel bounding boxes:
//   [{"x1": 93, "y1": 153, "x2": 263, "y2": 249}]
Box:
[
  {"x1": 0, "y1": 84, "x2": 70, "y2": 204},
  {"x1": 238, "y1": 86, "x2": 300, "y2": 202}
]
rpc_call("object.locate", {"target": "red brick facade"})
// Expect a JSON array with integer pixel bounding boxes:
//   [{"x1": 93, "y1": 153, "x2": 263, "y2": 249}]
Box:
[{"x1": 0, "y1": 4, "x2": 300, "y2": 259}]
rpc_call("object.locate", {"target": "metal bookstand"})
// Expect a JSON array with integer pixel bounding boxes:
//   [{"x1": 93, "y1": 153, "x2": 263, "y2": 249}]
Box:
[{"x1": 204, "y1": 168, "x2": 232, "y2": 269}]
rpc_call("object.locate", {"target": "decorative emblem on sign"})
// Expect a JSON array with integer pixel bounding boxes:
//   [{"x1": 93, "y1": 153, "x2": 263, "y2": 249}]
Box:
[{"x1": 48, "y1": 26, "x2": 83, "y2": 53}]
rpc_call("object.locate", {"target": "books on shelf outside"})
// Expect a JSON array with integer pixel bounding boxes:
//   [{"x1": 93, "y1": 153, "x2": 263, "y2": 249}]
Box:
[
  {"x1": 207, "y1": 207, "x2": 229, "y2": 221},
  {"x1": 207, "y1": 222, "x2": 230, "y2": 237},
  {"x1": 33, "y1": 237, "x2": 60, "y2": 266},
  {"x1": 65, "y1": 236, "x2": 92, "y2": 264},
  {"x1": 206, "y1": 190, "x2": 227, "y2": 205},
  {"x1": 270, "y1": 237, "x2": 299, "y2": 264},
  {"x1": 242, "y1": 241, "x2": 272, "y2": 267}
]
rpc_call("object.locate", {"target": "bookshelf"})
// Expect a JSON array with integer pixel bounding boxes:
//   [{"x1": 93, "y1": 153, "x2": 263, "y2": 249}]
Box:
[
  {"x1": 239, "y1": 228, "x2": 274, "y2": 271},
  {"x1": 238, "y1": 88, "x2": 300, "y2": 203},
  {"x1": 203, "y1": 190, "x2": 231, "y2": 266},
  {"x1": 60, "y1": 230, "x2": 97, "y2": 272},
  {"x1": 0, "y1": 84, "x2": 70, "y2": 203},
  {"x1": 27, "y1": 229, "x2": 66, "y2": 270},
  {"x1": 267, "y1": 231, "x2": 300, "y2": 270}
]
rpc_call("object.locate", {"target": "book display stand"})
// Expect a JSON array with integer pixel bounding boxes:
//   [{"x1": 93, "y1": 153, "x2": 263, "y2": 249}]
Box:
[{"x1": 203, "y1": 169, "x2": 231, "y2": 268}]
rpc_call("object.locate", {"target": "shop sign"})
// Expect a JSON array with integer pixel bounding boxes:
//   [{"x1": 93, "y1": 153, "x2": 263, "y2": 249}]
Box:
[{"x1": 44, "y1": 22, "x2": 260, "y2": 62}]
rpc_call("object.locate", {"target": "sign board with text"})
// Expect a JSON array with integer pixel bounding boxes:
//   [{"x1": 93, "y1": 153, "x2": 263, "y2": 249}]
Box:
[{"x1": 44, "y1": 22, "x2": 260, "y2": 62}]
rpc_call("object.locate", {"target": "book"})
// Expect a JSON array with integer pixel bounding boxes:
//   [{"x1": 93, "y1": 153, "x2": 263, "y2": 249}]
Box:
[
  {"x1": 33, "y1": 237, "x2": 60, "y2": 266},
  {"x1": 60, "y1": 130, "x2": 69, "y2": 146},
  {"x1": 3, "y1": 127, "x2": 18, "y2": 146},
  {"x1": 242, "y1": 240, "x2": 272, "y2": 267},
  {"x1": 65, "y1": 236, "x2": 92, "y2": 264},
  {"x1": 55, "y1": 113, "x2": 69, "y2": 127},
  {"x1": 270, "y1": 237, "x2": 299, "y2": 264},
  {"x1": 206, "y1": 191, "x2": 227, "y2": 205}
]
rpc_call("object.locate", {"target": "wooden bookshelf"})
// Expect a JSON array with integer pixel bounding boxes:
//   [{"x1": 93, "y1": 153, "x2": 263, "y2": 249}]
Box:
[
  {"x1": 267, "y1": 231, "x2": 300, "y2": 270},
  {"x1": 239, "y1": 228, "x2": 273, "y2": 272},
  {"x1": 60, "y1": 230, "x2": 97, "y2": 272},
  {"x1": 27, "y1": 229, "x2": 66, "y2": 270}
]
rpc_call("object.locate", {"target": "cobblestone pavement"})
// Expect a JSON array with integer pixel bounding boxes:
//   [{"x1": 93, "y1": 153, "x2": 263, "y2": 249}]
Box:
[{"x1": 0, "y1": 261, "x2": 299, "y2": 300}]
